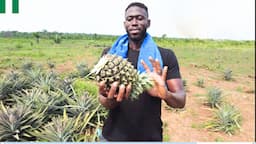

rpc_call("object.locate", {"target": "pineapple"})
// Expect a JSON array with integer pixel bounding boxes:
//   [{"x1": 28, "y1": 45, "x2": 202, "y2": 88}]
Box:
[{"x1": 90, "y1": 54, "x2": 153, "y2": 100}]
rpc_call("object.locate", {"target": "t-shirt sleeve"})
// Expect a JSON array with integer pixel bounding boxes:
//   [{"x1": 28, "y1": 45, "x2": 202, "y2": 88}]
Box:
[{"x1": 161, "y1": 48, "x2": 181, "y2": 80}]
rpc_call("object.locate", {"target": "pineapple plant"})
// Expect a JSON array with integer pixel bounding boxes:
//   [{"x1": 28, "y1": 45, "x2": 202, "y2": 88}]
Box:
[
  {"x1": 34, "y1": 115, "x2": 75, "y2": 141},
  {"x1": 76, "y1": 62, "x2": 90, "y2": 78},
  {"x1": 205, "y1": 104, "x2": 242, "y2": 135},
  {"x1": 0, "y1": 61, "x2": 107, "y2": 141},
  {"x1": 0, "y1": 71, "x2": 31, "y2": 105},
  {"x1": 196, "y1": 78, "x2": 205, "y2": 88},
  {"x1": 34, "y1": 109, "x2": 101, "y2": 142},
  {"x1": 0, "y1": 103, "x2": 45, "y2": 141},
  {"x1": 90, "y1": 54, "x2": 153, "y2": 100},
  {"x1": 223, "y1": 69, "x2": 232, "y2": 81},
  {"x1": 206, "y1": 87, "x2": 224, "y2": 108}
]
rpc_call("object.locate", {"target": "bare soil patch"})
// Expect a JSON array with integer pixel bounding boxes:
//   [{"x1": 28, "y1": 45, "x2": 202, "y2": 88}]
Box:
[{"x1": 162, "y1": 66, "x2": 255, "y2": 142}]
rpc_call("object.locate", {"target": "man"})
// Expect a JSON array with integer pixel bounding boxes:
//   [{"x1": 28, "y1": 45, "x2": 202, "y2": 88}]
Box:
[{"x1": 98, "y1": 2, "x2": 186, "y2": 141}]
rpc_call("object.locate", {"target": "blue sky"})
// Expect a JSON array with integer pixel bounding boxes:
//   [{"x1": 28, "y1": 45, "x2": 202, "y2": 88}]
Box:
[{"x1": 0, "y1": 0, "x2": 255, "y2": 40}]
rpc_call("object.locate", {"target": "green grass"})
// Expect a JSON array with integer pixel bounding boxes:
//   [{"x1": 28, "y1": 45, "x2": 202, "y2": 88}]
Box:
[
  {"x1": 0, "y1": 38, "x2": 104, "y2": 71},
  {"x1": 163, "y1": 122, "x2": 170, "y2": 141},
  {"x1": 0, "y1": 36, "x2": 254, "y2": 78},
  {"x1": 155, "y1": 38, "x2": 254, "y2": 77},
  {"x1": 72, "y1": 78, "x2": 98, "y2": 96}
]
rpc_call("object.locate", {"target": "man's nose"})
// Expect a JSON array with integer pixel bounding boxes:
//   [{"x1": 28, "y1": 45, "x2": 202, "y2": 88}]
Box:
[{"x1": 131, "y1": 18, "x2": 138, "y2": 25}]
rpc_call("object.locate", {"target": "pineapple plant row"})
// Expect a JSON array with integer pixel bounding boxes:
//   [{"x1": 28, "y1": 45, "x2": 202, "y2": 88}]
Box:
[
  {"x1": 0, "y1": 62, "x2": 107, "y2": 142},
  {"x1": 89, "y1": 54, "x2": 153, "y2": 100}
]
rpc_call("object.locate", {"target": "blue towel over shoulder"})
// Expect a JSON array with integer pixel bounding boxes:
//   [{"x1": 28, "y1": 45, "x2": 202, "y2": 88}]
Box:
[{"x1": 108, "y1": 33, "x2": 163, "y2": 73}]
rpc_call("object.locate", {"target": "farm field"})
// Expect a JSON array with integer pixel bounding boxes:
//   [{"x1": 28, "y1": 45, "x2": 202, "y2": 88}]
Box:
[{"x1": 0, "y1": 32, "x2": 255, "y2": 142}]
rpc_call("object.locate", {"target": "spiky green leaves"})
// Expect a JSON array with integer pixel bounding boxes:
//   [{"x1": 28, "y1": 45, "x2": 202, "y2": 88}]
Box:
[{"x1": 0, "y1": 103, "x2": 45, "y2": 141}]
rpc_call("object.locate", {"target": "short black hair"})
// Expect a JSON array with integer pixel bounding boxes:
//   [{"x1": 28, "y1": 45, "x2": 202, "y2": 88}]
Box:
[{"x1": 125, "y1": 2, "x2": 148, "y2": 17}]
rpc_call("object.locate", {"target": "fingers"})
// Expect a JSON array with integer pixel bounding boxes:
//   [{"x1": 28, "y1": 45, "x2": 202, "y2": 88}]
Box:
[
  {"x1": 125, "y1": 83, "x2": 132, "y2": 99},
  {"x1": 101, "y1": 81, "x2": 130, "y2": 102},
  {"x1": 148, "y1": 57, "x2": 161, "y2": 74},
  {"x1": 98, "y1": 81, "x2": 107, "y2": 96},
  {"x1": 107, "y1": 81, "x2": 119, "y2": 99},
  {"x1": 116, "y1": 84, "x2": 125, "y2": 102},
  {"x1": 141, "y1": 57, "x2": 162, "y2": 74},
  {"x1": 140, "y1": 59, "x2": 151, "y2": 73},
  {"x1": 162, "y1": 66, "x2": 168, "y2": 81}
]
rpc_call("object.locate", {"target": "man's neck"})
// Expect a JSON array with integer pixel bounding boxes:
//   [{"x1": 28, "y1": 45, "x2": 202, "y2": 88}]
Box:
[{"x1": 128, "y1": 39, "x2": 143, "y2": 51}]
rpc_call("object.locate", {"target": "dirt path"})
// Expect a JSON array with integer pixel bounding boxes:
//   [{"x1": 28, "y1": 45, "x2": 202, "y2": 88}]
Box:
[{"x1": 161, "y1": 66, "x2": 255, "y2": 142}]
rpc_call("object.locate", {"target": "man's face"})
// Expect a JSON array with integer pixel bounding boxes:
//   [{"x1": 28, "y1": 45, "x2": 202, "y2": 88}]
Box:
[{"x1": 124, "y1": 6, "x2": 150, "y2": 41}]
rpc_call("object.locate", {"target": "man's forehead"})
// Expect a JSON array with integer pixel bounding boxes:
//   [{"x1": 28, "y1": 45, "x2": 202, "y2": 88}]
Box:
[{"x1": 125, "y1": 6, "x2": 148, "y2": 17}]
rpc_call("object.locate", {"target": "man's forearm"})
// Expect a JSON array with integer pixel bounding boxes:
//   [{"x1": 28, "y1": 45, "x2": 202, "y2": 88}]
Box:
[{"x1": 164, "y1": 90, "x2": 186, "y2": 108}]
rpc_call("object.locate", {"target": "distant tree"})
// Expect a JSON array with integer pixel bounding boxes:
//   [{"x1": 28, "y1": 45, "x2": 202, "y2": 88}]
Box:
[
  {"x1": 54, "y1": 34, "x2": 62, "y2": 44},
  {"x1": 161, "y1": 34, "x2": 167, "y2": 39},
  {"x1": 33, "y1": 32, "x2": 40, "y2": 44}
]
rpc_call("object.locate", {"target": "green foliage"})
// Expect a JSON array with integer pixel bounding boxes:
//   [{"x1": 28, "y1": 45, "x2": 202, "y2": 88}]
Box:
[
  {"x1": 182, "y1": 79, "x2": 189, "y2": 92},
  {"x1": 0, "y1": 31, "x2": 254, "y2": 141},
  {"x1": 47, "y1": 61, "x2": 55, "y2": 69},
  {"x1": 33, "y1": 32, "x2": 40, "y2": 43},
  {"x1": 72, "y1": 78, "x2": 98, "y2": 96},
  {"x1": 0, "y1": 64, "x2": 106, "y2": 142},
  {"x1": 196, "y1": 78, "x2": 205, "y2": 88},
  {"x1": 76, "y1": 62, "x2": 90, "y2": 78},
  {"x1": 0, "y1": 71, "x2": 31, "y2": 105},
  {"x1": 15, "y1": 43, "x2": 23, "y2": 49},
  {"x1": 206, "y1": 87, "x2": 224, "y2": 108},
  {"x1": 0, "y1": 103, "x2": 45, "y2": 141},
  {"x1": 163, "y1": 122, "x2": 170, "y2": 141},
  {"x1": 205, "y1": 104, "x2": 242, "y2": 135},
  {"x1": 53, "y1": 34, "x2": 62, "y2": 44},
  {"x1": 223, "y1": 69, "x2": 232, "y2": 81},
  {"x1": 0, "y1": 33, "x2": 254, "y2": 78}
]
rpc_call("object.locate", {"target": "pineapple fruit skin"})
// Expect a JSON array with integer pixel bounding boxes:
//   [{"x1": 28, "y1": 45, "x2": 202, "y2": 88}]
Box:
[{"x1": 91, "y1": 54, "x2": 153, "y2": 100}]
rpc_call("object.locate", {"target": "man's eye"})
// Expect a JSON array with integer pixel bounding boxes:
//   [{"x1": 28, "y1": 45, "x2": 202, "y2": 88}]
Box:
[
  {"x1": 137, "y1": 16, "x2": 144, "y2": 20},
  {"x1": 126, "y1": 17, "x2": 133, "y2": 21}
]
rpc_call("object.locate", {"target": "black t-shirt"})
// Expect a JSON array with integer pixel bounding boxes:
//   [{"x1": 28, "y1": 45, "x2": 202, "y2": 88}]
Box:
[{"x1": 101, "y1": 47, "x2": 181, "y2": 141}]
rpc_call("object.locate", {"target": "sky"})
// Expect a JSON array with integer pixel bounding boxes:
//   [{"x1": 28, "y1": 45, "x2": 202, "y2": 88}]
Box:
[{"x1": 0, "y1": 0, "x2": 255, "y2": 40}]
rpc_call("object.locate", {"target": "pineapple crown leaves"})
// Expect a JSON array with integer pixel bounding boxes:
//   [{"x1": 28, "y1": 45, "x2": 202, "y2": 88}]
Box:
[
  {"x1": 88, "y1": 55, "x2": 109, "y2": 77},
  {"x1": 0, "y1": 102, "x2": 46, "y2": 141}
]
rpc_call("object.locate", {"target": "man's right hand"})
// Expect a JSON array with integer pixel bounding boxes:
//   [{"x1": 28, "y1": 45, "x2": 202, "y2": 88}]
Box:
[{"x1": 98, "y1": 81, "x2": 132, "y2": 109}]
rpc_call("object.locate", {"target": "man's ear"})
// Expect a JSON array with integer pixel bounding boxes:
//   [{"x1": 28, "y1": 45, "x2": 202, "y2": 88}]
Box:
[{"x1": 147, "y1": 19, "x2": 151, "y2": 28}]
